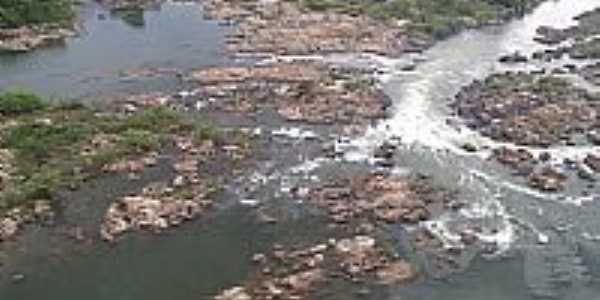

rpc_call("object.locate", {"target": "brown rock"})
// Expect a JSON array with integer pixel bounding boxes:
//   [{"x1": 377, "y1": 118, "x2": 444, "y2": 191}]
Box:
[{"x1": 376, "y1": 260, "x2": 416, "y2": 284}]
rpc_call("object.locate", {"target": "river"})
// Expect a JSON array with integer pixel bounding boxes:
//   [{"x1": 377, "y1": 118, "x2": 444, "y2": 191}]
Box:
[{"x1": 1, "y1": 0, "x2": 600, "y2": 299}]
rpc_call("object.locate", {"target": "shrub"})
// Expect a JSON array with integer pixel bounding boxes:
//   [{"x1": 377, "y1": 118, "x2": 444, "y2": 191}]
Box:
[
  {"x1": 0, "y1": 90, "x2": 47, "y2": 115},
  {"x1": 0, "y1": 0, "x2": 74, "y2": 28}
]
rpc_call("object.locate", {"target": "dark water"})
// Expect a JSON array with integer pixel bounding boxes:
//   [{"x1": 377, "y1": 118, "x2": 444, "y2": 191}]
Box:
[
  {"x1": 0, "y1": 1, "x2": 226, "y2": 99},
  {"x1": 0, "y1": 208, "x2": 330, "y2": 300},
  {"x1": 2, "y1": 0, "x2": 600, "y2": 299}
]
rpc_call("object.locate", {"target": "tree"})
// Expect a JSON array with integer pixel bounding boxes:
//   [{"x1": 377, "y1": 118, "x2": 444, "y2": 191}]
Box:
[{"x1": 0, "y1": 0, "x2": 73, "y2": 28}]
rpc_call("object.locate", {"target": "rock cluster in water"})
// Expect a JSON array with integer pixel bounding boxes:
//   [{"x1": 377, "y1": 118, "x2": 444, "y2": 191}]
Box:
[
  {"x1": 0, "y1": 200, "x2": 53, "y2": 242},
  {"x1": 101, "y1": 134, "x2": 250, "y2": 242},
  {"x1": 309, "y1": 173, "x2": 475, "y2": 273},
  {"x1": 204, "y1": 0, "x2": 426, "y2": 57},
  {"x1": 308, "y1": 173, "x2": 453, "y2": 225},
  {"x1": 187, "y1": 63, "x2": 389, "y2": 124},
  {"x1": 452, "y1": 72, "x2": 599, "y2": 147},
  {"x1": 0, "y1": 25, "x2": 75, "y2": 53},
  {"x1": 533, "y1": 8, "x2": 600, "y2": 60},
  {"x1": 215, "y1": 236, "x2": 416, "y2": 300},
  {"x1": 579, "y1": 62, "x2": 600, "y2": 86}
]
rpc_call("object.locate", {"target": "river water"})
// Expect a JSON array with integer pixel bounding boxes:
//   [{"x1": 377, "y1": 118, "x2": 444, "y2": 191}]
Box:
[
  {"x1": 1, "y1": 0, "x2": 600, "y2": 299},
  {"x1": 0, "y1": 1, "x2": 226, "y2": 99}
]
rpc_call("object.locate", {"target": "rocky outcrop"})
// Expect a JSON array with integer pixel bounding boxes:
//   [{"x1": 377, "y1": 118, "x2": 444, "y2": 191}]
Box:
[
  {"x1": 101, "y1": 133, "x2": 250, "y2": 242},
  {"x1": 215, "y1": 287, "x2": 252, "y2": 300},
  {"x1": 452, "y1": 72, "x2": 599, "y2": 147},
  {"x1": 214, "y1": 236, "x2": 416, "y2": 300},
  {"x1": 204, "y1": 0, "x2": 421, "y2": 57},
  {"x1": 0, "y1": 25, "x2": 74, "y2": 53},
  {"x1": 499, "y1": 51, "x2": 528, "y2": 64},
  {"x1": 333, "y1": 235, "x2": 414, "y2": 282},
  {"x1": 579, "y1": 62, "x2": 600, "y2": 86},
  {"x1": 100, "y1": 193, "x2": 204, "y2": 242},
  {"x1": 376, "y1": 260, "x2": 417, "y2": 285},
  {"x1": 533, "y1": 8, "x2": 600, "y2": 60},
  {"x1": 528, "y1": 167, "x2": 567, "y2": 192},
  {"x1": 584, "y1": 154, "x2": 600, "y2": 172},
  {"x1": 534, "y1": 26, "x2": 571, "y2": 45},
  {"x1": 186, "y1": 63, "x2": 389, "y2": 125},
  {"x1": 0, "y1": 200, "x2": 53, "y2": 242},
  {"x1": 491, "y1": 147, "x2": 535, "y2": 175},
  {"x1": 308, "y1": 173, "x2": 454, "y2": 225},
  {"x1": 0, "y1": 216, "x2": 19, "y2": 241}
]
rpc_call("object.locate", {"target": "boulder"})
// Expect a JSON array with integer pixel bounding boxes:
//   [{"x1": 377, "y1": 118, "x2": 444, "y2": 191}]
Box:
[
  {"x1": 376, "y1": 260, "x2": 416, "y2": 284},
  {"x1": 584, "y1": 154, "x2": 600, "y2": 172},
  {"x1": 528, "y1": 167, "x2": 567, "y2": 192},
  {"x1": 0, "y1": 217, "x2": 19, "y2": 241},
  {"x1": 215, "y1": 286, "x2": 252, "y2": 300}
]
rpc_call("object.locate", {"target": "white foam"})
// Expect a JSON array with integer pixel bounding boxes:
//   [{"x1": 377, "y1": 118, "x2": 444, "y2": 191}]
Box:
[
  {"x1": 272, "y1": 127, "x2": 319, "y2": 140},
  {"x1": 290, "y1": 158, "x2": 327, "y2": 174},
  {"x1": 239, "y1": 199, "x2": 260, "y2": 207}
]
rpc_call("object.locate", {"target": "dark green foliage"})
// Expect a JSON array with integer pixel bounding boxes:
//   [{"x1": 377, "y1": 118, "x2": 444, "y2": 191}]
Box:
[
  {"x1": 0, "y1": 0, "x2": 73, "y2": 28},
  {"x1": 3, "y1": 120, "x2": 92, "y2": 164},
  {"x1": 118, "y1": 129, "x2": 162, "y2": 152},
  {"x1": 0, "y1": 90, "x2": 47, "y2": 115},
  {"x1": 117, "y1": 107, "x2": 182, "y2": 133}
]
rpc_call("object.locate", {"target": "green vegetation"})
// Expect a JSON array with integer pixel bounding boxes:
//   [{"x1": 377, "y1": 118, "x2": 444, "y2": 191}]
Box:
[
  {"x1": 0, "y1": 0, "x2": 74, "y2": 28},
  {"x1": 0, "y1": 90, "x2": 46, "y2": 115},
  {"x1": 299, "y1": 0, "x2": 534, "y2": 38},
  {"x1": 0, "y1": 91, "x2": 222, "y2": 212}
]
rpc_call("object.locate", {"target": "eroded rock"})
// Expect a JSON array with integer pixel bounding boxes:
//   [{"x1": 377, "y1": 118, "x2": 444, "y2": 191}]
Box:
[
  {"x1": 528, "y1": 167, "x2": 567, "y2": 192},
  {"x1": 308, "y1": 173, "x2": 452, "y2": 225},
  {"x1": 204, "y1": 0, "x2": 418, "y2": 57},
  {"x1": 0, "y1": 25, "x2": 74, "y2": 53},
  {"x1": 452, "y1": 72, "x2": 599, "y2": 147},
  {"x1": 216, "y1": 236, "x2": 416, "y2": 300},
  {"x1": 186, "y1": 63, "x2": 388, "y2": 125},
  {"x1": 0, "y1": 217, "x2": 19, "y2": 241}
]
